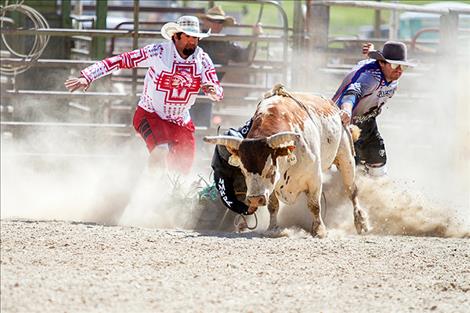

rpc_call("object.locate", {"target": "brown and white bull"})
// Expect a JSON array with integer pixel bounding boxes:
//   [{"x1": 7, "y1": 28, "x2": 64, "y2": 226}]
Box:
[{"x1": 204, "y1": 84, "x2": 370, "y2": 237}]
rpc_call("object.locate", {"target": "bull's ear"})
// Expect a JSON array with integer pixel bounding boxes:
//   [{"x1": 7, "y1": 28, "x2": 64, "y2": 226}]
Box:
[
  {"x1": 275, "y1": 146, "x2": 295, "y2": 157},
  {"x1": 287, "y1": 145, "x2": 296, "y2": 153},
  {"x1": 226, "y1": 148, "x2": 241, "y2": 167},
  {"x1": 275, "y1": 146, "x2": 297, "y2": 165}
]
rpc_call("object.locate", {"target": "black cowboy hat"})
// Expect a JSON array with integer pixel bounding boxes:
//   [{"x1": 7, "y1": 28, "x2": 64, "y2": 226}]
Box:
[{"x1": 368, "y1": 41, "x2": 416, "y2": 67}]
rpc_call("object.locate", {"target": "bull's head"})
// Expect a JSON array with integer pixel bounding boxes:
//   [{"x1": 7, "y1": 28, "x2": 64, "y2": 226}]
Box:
[{"x1": 204, "y1": 132, "x2": 300, "y2": 208}]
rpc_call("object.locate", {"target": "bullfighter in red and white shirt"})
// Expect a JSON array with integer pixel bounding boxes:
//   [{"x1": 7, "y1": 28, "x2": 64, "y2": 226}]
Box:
[{"x1": 65, "y1": 16, "x2": 223, "y2": 174}]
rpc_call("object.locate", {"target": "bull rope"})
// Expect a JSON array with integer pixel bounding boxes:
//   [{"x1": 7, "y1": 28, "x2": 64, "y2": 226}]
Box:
[
  {"x1": 234, "y1": 212, "x2": 258, "y2": 231},
  {"x1": 343, "y1": 124, "x2": 357, "y2": 157},
  {"x1": 0, "y1": 0, "x2": 50, "y2": 75},
  {"x1": 321, "y1": 191, "x2": 327, "y2": 221},
  {"x1": 265, "y1": 83, "x2": 317, "y2": 122}
]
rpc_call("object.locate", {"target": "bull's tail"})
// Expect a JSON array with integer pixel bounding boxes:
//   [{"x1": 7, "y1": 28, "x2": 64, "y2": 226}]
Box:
[
  {"x1": 343, "y1": 125, "x2": 361, "y2": 157},
  {"x1": 349, "y1": 125, "x2": 361, "y2": 142}
]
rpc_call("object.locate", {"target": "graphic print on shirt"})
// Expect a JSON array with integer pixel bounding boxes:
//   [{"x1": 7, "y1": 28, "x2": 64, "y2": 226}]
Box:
[
  {"x1": 217, "y1": 177, "x2": 233, "y2": 207},
  {"x1": 80, "y1": 47, "x2": 152, "y2": 83},
  {"x1": 104, "y1": 49, "x2": 147, "y2": 70},
  {"x1": 204, "y1": 68, "x2": 219, "y2": 85},
  {"x1": 156, "y1": 63, "x2": 201, "y2": 104},
  {"x1": 80, "y1": 41, "x2": 223, "y2": 127}
]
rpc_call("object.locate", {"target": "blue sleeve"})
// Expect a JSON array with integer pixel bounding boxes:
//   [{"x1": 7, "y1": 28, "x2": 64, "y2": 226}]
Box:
[{"x1": 339, "y1": 72, "x2": 378, "y2": 109}]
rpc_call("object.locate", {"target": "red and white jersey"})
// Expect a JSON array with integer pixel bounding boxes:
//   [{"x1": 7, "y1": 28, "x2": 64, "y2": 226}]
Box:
[{"x1": 80, "y1": 41, "x2": 223, "y2": 126}]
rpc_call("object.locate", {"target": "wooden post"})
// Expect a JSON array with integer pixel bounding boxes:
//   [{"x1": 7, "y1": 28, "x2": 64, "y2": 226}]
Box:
[
  {"x1": 61, "y1": 0, "x2": 72, "y2": 28},
  {"x1": 440, "y1": 12, "x2": 458, "y2": 55},
  {"x1": 305, "y1": 0, "x2": 330, "y2": 89},
  {"x1": 61, "y1": 0, "x2": 72, "y2": 58},
  {"x1": 291, "y1": 0, "x2": 306, "y2": 88},
  {"x1": 132, "y1": 0, "x2": 139, "y2": 96},
  {"x1": 388, "y1": 0, "x2": 399, "y2": 40},
  {"x1": 293, "y1": 0, "x2": 304, "y2": 50},
  {"x1": 93, "y1": 0, "x2": 108, "y2": 59},
  {"x1": 307, "y1": 0, "x2": 329, "y2": 51},
  {"x1": 374, "y1": 0, "x2": 381, "y2": 39}
]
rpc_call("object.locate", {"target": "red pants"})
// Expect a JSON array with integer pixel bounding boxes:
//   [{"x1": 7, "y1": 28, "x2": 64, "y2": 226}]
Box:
[{"x1": 133, "y1": 106, "x2": 195, "y2": 174}]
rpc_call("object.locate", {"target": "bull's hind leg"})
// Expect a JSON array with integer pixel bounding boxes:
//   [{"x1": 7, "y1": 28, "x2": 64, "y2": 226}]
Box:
[
  {"x1": 267, "y1": 193, "x2": 280, "y2": 230},
  {"x1": 335, "y1": 132, "x2": 370, "y2": 234},
  {"x1": 308, "y1": 187, "x2": 327, "y2": 238}
]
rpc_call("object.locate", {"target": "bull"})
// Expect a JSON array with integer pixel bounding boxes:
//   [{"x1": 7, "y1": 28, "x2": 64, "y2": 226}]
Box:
[{"x1": 204, "y1": 84, "x2": 370, "y2": 237}]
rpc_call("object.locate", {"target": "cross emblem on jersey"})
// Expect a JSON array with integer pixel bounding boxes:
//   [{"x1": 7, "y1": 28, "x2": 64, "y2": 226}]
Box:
[{"x1": 156, "y1": 63, "x2": 201, "y2": 103}]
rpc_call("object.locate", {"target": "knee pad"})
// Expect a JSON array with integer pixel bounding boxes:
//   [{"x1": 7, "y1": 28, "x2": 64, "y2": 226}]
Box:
[{"x1": 365, "y1": 164, "x2": 387, "y2": 177}]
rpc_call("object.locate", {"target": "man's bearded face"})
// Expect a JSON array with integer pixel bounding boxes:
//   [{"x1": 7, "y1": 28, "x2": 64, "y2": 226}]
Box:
[{"x1": 174, "y1": 33, "x2": 199, "y2": 58}]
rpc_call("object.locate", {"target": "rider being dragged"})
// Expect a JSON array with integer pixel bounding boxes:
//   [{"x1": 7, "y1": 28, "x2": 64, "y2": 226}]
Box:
[{"x1": 209, "y1": 119, "x2": 256, "y2": 217}]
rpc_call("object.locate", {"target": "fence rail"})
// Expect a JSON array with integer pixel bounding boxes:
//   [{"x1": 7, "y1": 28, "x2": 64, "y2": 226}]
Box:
[
  {"x1": 2, "y1": 0, "x2": 467, "y2": 159},
  {"x1": 318, "y1": 0, "x2": 470, "y2": 14}
]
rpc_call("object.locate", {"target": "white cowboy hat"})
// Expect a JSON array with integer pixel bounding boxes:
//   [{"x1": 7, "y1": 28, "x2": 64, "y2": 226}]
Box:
[{"x1": 160, "y1": 15, "x2": 210, "y2": 41}]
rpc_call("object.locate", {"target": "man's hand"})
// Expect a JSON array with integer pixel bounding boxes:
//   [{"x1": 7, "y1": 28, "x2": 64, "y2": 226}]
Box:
[
  {"x1": 362, "y1": 42, "x2": 375, "y2": 57},
  {"x1": 339, "y1": 109, "x2": 351, "y2": 125},
  {"x1": 339, "y1": 102, "x2": 353, "y2": 125},
  {"x1": 253, "y1": 23, "x2": 263, "y2": 36},
  {"x1": 201, "y1": 83, "x2": 220, "y2": 101},
  {"x1": 64, "y1": 76, "x2": 90, "y2": 92}
]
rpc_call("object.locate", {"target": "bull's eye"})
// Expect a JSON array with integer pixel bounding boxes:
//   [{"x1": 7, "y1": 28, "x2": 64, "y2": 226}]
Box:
[{"x1": 268, "y1": 167, "x2": 276, "y2": 183}]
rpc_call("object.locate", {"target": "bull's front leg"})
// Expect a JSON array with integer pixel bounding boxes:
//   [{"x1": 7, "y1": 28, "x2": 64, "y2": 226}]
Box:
[
  {"x1": 308, "y1": 188, "x2": 327, "y2": 238},
  {"x1": 267, "y1": 192, "x2": 280, "y2": 230}
]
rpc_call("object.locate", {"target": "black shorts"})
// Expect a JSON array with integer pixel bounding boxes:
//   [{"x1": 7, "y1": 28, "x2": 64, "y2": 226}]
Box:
[{"x1": 354, "y1": 118, "x2": 387, "y2": 165}]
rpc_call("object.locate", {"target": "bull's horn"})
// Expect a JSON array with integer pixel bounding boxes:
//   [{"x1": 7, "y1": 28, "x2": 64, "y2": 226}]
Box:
[
  {"x1": 267, "y1": 132, "x2": 300, "y2": 148},
  {"x1": 203, "y1": 136, "x2": 242, "y2": 150}
]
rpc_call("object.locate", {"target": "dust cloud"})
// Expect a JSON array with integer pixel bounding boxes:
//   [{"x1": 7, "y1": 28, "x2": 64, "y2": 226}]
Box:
[
  {"x1": 1, "y1": 132, "x2": 138, "y2": 223},
  {"x1": 364, "y1": 53, "x2": 470, "y2": 238},
  {"x1": 1, "y1": 51, "x2": 469, "y2": 238},
  {"x1": 0, "y1": 113, "x2": 215, "y2": 229},
  {"x1": 275, "y1": 48, "x2": 470, "y2": 238}
]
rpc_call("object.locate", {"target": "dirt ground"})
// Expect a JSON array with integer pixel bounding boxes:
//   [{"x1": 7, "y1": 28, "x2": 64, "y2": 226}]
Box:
[
  {"x1": 1, "y1": 39, "x2": 468, "y2": 313},
  {"x1": 1, "y1": 219, "x2": 469, "y2": 313}
]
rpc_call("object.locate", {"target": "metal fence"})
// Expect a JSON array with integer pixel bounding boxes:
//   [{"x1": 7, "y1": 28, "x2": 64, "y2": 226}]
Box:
[{"x1": 1, "y1": 0, "x2": 468, "y2": 158}]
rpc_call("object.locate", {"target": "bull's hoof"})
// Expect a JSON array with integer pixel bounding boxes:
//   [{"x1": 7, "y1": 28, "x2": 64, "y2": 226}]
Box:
[
  {"x1": 311, "y1": 223, "x2": 327, "y2": 238},
  {"x1": 264, "y1": 226, "x2": 283, "y2": 237},
  {"x1": 234, "y1": 216, "x2": 249, "y2": 233},
  {"x1": 354, "y1": 211, "x2": 371, "y2": 234},
  {"x1": 267, "y1": 225, "x2": 281, "y2": 232},
  {"x1": 354, "y1": 221, "x2": 369, "y2": 234},
  {"x1": 235, "y1": 222, "x2": 248, "y2": 233}
]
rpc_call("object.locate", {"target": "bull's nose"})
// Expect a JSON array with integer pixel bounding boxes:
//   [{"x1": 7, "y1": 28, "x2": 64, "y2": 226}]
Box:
[{"x1": 247, "y1": 195, "x2": 266, "y2": 207}]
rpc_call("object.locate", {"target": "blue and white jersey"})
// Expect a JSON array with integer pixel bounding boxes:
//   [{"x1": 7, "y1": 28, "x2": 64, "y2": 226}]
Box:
[{"x1": 332, "y1": 59, "x2": 398, "y2": 121}]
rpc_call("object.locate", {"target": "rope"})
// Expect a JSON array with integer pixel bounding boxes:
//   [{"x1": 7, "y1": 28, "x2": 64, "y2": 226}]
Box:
[
  {"x1": 234, "y1": 212, "x2": 258, "y2": 231},
  {"x1": 0, "y1": 1, "x2": 50, "y2": 75},
  {"x1": 264, "y1": 84, "x2": 316, "y2": 123},
  {"x1": 321, "y1": 191, "x2": 327, "y2": 221}
]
